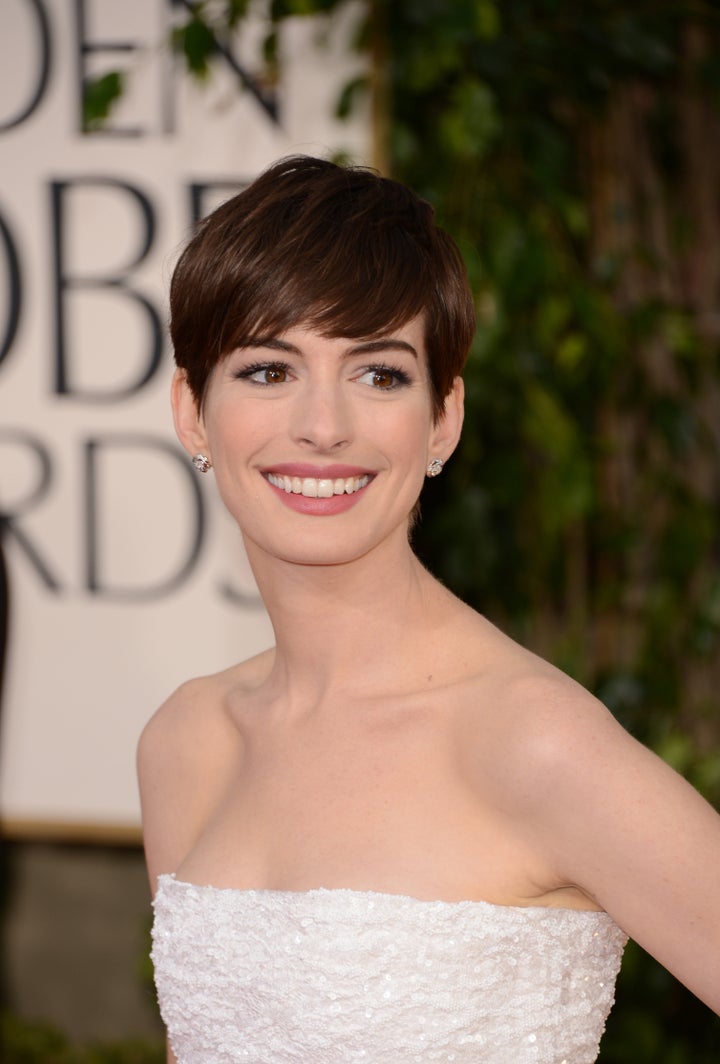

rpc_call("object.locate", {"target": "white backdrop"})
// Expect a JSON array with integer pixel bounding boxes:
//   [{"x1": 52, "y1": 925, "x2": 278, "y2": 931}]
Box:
[{"x1": 0, "y1": 0, "x2": 369, "y2": 834}]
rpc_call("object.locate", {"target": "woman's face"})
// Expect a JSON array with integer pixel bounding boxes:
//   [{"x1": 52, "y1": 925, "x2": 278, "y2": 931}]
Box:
[{"x1": 172, "y1": 317, "x2": 463, "y2": 568}]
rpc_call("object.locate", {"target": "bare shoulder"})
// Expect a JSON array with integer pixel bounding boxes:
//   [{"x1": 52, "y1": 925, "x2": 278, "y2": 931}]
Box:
[
  {"x1": 138, "y1": 647, "x2": 274, "y2": 775},
  {"x1": 457, "y1": 616, "x2": 635, "y2": 805},
  {"x1": 139, "y1": 648, "x2": 274, "y2": 755},
  {"x1": 500, "y1": 652, "x2": 627, "y2": 767},
  {"x1": 137, "y1": 647, "x2": 274, "y2": 890}
]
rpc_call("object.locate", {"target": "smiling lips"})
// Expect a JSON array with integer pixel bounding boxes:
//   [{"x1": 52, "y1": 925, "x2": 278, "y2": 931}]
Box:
[
  {"x1": 267, "y1": 473, "x2": 370, "y2": 498},
  {"x1": 262, "y1": 465, "x2": 374, "y2": 514}
]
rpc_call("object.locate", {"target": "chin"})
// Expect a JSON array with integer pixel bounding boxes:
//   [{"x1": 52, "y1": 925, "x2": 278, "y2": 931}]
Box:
[{"x1": 248, "y1": 519, "x2": 411, "y2": 569}]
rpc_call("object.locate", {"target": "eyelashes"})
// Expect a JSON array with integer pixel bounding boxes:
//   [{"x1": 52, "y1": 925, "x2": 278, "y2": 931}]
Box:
[
  {"x1": 232, "y1": 361, "x2": 413, "y2": 390},
  {"x1": 356, "y1": 365, "x2": 413, "y2": 390},
  {"x1": 233, "y1": 361, "x2": 292, "y2": 385}
]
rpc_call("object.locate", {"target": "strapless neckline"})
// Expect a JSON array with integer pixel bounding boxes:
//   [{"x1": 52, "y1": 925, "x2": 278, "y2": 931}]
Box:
[
  {"x1": 158, "y1": 871, "x2": 608, "y2": 919},
  {"x1": 152, "y1": 871, "x2": 627, "y2": 1062}
]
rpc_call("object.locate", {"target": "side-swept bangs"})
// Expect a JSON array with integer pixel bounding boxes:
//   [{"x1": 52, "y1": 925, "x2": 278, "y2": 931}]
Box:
[{"x1": 170, "y1": 156, "x2": 475, "y2": 419}]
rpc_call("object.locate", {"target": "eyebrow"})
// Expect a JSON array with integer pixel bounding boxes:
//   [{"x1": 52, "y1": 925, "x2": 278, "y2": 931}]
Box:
[{"x1": 241, "y1": 336, "x2": 419, "y2": 360}]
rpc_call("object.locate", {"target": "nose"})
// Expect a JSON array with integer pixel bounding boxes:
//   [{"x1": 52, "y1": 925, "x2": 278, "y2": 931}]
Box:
[{"x1": 290, "y1": 378, "x2": 352, "y2": 452}]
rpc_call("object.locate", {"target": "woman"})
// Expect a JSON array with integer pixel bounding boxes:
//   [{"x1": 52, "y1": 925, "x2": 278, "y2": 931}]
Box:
[{"x1": 139, "y1": 156, "x2": 720, "y2": 1063}]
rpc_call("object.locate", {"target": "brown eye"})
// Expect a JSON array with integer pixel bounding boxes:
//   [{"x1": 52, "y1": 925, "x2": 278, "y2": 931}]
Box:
[
  {"x1": 356, "y1": 365, "x2": 411, "y2": 391},
  {"x1": 264, "y1": 365, "x2": 287, "y2": 384},
  {"x1": 371, "y1": 369, "x2": 395, "y2": 389},
  {"x1": 239, "y1": 362, "x2": 291, "y2": 384}
]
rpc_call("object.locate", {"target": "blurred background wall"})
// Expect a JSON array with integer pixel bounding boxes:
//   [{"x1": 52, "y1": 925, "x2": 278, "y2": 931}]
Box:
[{"x1": 0, "y1": 0, "x2": 368, "y2": 1053}]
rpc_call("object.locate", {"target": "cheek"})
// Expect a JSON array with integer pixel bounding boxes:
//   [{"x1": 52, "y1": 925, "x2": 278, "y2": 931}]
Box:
[
  {"x1": 390, "y1": 404, "x2": 434, "y2": 451},
  {"x1": 205, "y1": 404, "x2": 265, "y2": 457},
  {"x1": 370, "y1": 388, "x2": 433, "y2": 435}
]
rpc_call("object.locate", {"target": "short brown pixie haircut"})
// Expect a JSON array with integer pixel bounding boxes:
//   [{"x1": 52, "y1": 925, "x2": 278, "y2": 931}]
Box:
[{"x1": 170, "y1": 155, "x2": 475, "y2": 420}]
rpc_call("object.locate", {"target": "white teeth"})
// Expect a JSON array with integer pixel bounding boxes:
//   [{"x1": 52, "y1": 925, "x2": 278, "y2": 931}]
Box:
[{"x1": 267, "y1": 473, "x2": 370, "y2": 497}]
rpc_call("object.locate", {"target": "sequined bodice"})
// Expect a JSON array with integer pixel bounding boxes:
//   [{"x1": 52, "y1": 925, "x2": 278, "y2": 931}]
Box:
[{"x1": 151, "y1": 874, "x2": 626, "y2": 1063}]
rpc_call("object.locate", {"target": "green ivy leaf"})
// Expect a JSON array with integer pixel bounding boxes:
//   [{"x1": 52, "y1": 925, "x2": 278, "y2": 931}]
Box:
[
  {"x1": 173, "y1": 17, "x2": 216, "y2": 80},
  {"x1": 82, "y1": 72, "x2": 124, "y2": 131}
]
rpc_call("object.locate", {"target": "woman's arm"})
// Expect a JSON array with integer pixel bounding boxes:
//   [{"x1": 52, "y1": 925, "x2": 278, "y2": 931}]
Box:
[
  {"x1": 138, "y1": 680, "x2": 231, "y2": 1064},
  {"x1": 137, "y1": 676, "x2": 233, "y2": 892},
  {"x1": 137, "y1": 683, "x2": 199, "y2": 894},
  {"x1": 515, "y1": 676, "x2": 720, "y2": 1013}
]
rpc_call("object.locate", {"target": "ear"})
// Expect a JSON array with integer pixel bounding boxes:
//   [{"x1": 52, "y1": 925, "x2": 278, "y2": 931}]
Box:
[
  {"x1": 427, "y1": 376, "x2": 464, "y2": 463},
  {"x1": 171, "y1": 369, "x2": 210, "y2": 459}
]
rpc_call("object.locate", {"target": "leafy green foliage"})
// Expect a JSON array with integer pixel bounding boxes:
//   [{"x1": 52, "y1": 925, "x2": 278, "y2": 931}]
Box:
[
  {"x1": 173, "y1": 15, "x2": 217, "y2": 79},
  {"x1": 171, "y1": 1, "x2": 255, "y2": 79},
  {"x1": 82, "y1": 73, "x2": 124, "y2": 131},
  {"x1": 1, "y1": 1012, "x2": 164, "y2": 1064}
]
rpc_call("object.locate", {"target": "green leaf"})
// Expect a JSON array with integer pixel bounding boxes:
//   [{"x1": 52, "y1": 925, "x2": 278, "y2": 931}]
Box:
[
  {"x1": 173, "y1": 17, "x2": 217, "y2": 80},
  {"x1": 335, "y1": 75, "x2": 369, "y2": 120},
  {"x1": 82, "y1": 71, "x2": 124, "y2": 131}
]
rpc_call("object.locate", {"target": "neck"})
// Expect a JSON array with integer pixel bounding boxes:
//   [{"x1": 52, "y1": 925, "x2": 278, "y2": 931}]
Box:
[{"x1": 245, "y1": 530, "x2": 450, "y2": 703}]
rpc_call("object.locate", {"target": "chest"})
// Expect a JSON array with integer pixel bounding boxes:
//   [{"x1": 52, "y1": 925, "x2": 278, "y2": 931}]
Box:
[
  {"x1": 232, "y1": 708, "x2": 475, "y2": 853},
  {"x1": 179, "y1": 700, "x2": 514, "y2": 892}
]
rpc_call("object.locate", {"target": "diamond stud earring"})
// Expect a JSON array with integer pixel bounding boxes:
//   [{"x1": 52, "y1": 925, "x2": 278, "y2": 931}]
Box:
[
  {"x1": 426, "y1": 458, "x2": 444, "y2": 478},
  {"x1": 192, "y1": 454, "x2": 212, "y2": 473}
]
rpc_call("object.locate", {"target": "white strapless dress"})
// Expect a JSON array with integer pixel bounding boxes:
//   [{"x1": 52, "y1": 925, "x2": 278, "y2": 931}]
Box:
[{"x1": 151, "y1": 874, "x2": 627, "y2": 1063}]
